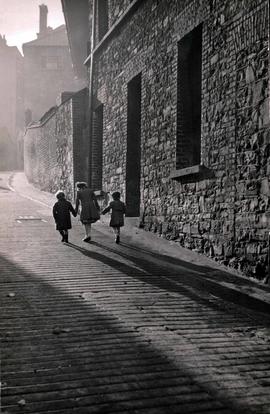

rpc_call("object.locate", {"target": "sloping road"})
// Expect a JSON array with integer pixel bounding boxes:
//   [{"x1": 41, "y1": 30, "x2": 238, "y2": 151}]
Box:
[{"x1": 1, "y1": 172, "x2": 270, "y2": 414}]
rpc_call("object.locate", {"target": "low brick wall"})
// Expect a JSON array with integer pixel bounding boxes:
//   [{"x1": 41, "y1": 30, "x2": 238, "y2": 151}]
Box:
[{"x1": 24, "y1": 89, "x2": 88, "y2": 201}]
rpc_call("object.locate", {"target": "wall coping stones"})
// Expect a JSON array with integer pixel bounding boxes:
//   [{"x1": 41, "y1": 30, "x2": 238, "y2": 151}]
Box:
[{"x1": 25, "y1": 88, "x2": 87, "y2": 131}]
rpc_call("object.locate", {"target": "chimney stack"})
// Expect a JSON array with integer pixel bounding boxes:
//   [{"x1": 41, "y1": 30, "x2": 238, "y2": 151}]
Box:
[{"x1": 39, "y1": 4, "x2": 48, "y2": 35}]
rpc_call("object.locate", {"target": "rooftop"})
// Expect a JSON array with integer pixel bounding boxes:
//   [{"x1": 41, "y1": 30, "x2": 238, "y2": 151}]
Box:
[{"x1": 22, "y1": 25, "x2": 68, "y2": 49}]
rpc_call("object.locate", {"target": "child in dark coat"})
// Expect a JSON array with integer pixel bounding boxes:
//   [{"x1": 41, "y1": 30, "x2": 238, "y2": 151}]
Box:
[
  {"x1": 102, "y1": 191, "x2": 126, "y2": 244},
  {"x1": 53, "y1": 191, "x2": 77, "y2": 243}
]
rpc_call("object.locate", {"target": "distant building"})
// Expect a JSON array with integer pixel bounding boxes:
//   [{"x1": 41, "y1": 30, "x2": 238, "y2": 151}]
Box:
[
  {"x1": 0, "y1": 35, "x2": 24, "y2": 169},
  {"x1": 22, "y1": 4, "x2": 82, "y2": 122}
]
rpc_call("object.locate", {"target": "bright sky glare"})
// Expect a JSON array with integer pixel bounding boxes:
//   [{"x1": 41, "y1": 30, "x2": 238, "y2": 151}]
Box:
[{"x1": 0, "y1": 0, "x2": 64, "y2": 52}]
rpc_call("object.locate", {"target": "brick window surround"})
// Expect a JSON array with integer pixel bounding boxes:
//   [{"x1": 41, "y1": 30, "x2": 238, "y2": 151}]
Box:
[
  {"x1": 91, "y1": 104, "x2": 103, "y2": 190},
  {"x1": 171, "y1": 23, "x2": 203, "y2": 180},
  {"x1": 126, "y1": 73, "x2": 142, "y2": 217}
]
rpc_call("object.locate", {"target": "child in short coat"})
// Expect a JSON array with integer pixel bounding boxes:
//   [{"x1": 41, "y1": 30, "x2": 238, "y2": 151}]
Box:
[
  {"x1": 102, "y1": 191, "x2": 126, "y2": 244},
  {"x1": 53, "y1": 191, "x2": 77, "y2": 243}
]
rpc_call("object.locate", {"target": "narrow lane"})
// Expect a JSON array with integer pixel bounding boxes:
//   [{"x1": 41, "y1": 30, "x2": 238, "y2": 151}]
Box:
[{"x1": 1, "y1": 172, "x2": 270, "y2": 413}]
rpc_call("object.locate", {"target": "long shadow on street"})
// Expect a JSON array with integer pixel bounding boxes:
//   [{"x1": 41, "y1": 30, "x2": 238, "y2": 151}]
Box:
[
  {"x1": 69, "y1": 239, "x2": 270, "y2": 318},
  {"x1": 0, "y1": 252, "x2": 251, "y2": 414}
]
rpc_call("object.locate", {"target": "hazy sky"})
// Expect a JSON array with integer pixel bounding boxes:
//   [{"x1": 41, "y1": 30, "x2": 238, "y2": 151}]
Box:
[{"x1": 0, "y1": 0, "x2": 64, "y2": 53}]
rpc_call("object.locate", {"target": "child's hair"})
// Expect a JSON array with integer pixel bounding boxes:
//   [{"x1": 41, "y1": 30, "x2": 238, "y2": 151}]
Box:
[
  {"x1": 55, "y1": 190, "x2": 65, "y2": 200},
  {"x1": 76, "y1": 181, "x2": 87, "y2": 190},
  {"x1": 112, "y1": 191, "x2": 120, "y2": 200}
]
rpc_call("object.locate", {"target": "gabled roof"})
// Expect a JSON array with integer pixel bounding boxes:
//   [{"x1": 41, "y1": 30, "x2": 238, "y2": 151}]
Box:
[{"x1": 22, "y1": 25, "x2": 68, "y2": 49}]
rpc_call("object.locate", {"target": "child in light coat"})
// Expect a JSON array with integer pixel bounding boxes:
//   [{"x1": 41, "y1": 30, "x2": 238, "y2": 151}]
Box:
[
  {"x1": 75, "y1": 182, "x2": 100, "y2": 242},
  {"x1": 102, "y1": 191, "x2": 126, "y2": 244}
]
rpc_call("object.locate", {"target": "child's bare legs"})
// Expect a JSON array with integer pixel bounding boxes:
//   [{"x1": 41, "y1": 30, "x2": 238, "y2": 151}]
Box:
[
  {"x1": 85, "y1": 223, "x2": 91, "y2": 237},
  {"x1": 83, "y1": 223, "x2": 91, "y2": 242},
  {"x1": 112, "y1": 227, "x2": 120, "y2": 243}
]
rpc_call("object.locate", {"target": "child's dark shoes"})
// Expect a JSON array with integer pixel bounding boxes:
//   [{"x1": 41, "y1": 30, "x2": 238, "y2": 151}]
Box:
[{"x1": 83, "y1": 236, "x2": 91, "y2": 242}]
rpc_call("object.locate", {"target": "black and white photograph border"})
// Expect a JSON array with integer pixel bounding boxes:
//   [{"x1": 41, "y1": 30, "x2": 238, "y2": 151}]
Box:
[{"x1": 1, "y1": 1, "x2": 270, "y2": 413}]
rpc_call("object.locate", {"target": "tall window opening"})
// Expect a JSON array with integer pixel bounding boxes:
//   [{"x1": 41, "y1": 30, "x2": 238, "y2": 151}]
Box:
[
  {"x1": 97, "y1": 0, "x2": 108, "y2": 42},
  {"x1": 126, "y1": 73, "x2": 141, "y2": 217},
  {"x1": 176, "y1": 24, "x2": 202, "y2": 169},
  {"x1": 91, "y1": 104, "x2": 103, "y2": 189}
]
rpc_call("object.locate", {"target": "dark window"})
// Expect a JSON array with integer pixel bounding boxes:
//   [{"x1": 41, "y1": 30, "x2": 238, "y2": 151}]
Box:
[
  {"x1": 176, "y1": 24, "x2": 202, "y2": 169},
  {"x1": 126, "y1": 73, "x2": 141, "y2": 217},
  {"x1": 97, "y1": 0, "x2": 108, "y2": 42}
]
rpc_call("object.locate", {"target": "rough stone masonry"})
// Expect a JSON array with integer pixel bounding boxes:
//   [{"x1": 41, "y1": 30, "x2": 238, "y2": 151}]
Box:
[{"x1": 93, "y1": 0, "x2": 270, "y2": 280}]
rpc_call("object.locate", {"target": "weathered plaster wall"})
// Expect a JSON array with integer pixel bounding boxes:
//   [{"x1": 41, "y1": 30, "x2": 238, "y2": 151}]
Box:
[{"x1": 23, "y1": 39, "x2": 80, "y2": 122}]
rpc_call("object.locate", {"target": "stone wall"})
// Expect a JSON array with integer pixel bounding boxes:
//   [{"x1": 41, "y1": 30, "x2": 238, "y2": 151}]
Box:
[
  {"x1": 233, "y1": 2, "x2": 270, "y2": 277},
  {"x1": 92, "y1": 0, "x2": 269, "y2": 279},
  {"x1": 24, "y1": 89, "x2": 88, "y2": 201}
]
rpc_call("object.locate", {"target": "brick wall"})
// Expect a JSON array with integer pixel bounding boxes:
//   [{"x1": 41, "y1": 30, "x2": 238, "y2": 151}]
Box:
[
  {"x1": 91, "y1": 0, "x2": 270, "y2": 279},
  {"x1": 91, "y1": 104, "x2": 104, "y2": 190},
  {"x1": 24, "y1": 89, "x2": 88, "y2": 201},
  {"x1": 72, "y1": 88, "x2": 89, "y2": 188}
]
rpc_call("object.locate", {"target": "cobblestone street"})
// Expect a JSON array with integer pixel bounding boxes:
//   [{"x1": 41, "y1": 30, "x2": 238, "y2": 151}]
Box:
[{"x1": 1, "y1": 172, "x2": 270, "y2": 413}]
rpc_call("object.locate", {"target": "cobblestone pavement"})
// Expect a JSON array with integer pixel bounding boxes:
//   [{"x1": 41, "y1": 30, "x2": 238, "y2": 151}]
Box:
[{"x1": 1, "y1": 172, "x2": 270, "y2": 414}]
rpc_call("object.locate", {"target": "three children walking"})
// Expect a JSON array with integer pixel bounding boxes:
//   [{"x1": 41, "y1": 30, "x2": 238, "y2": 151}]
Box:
[{"x1": 52, "y1": 184, "x2": 126, "y2": 245}]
